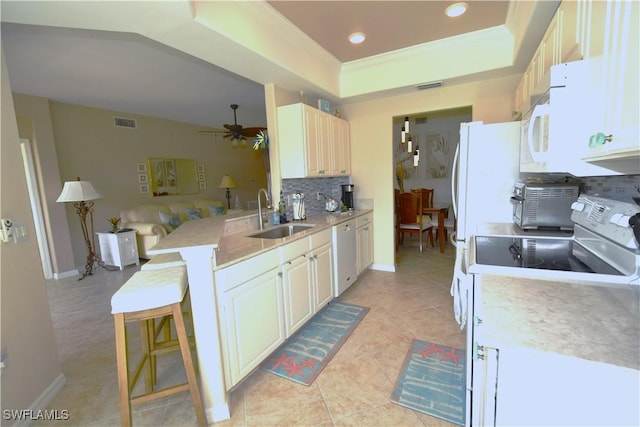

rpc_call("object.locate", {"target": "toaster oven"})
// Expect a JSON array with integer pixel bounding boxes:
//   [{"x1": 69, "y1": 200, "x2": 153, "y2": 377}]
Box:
[{"x1": 510, "y1": 182, "x2": 580, "y2": 231}]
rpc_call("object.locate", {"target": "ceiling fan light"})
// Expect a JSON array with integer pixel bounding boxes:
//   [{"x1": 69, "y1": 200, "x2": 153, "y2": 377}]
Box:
[
  {"x1": 446, "y1": 2, "x2": 468, "y2": 17},
  {"x1": 348, "y1": 32, "x2": 366, "y2": 44}
]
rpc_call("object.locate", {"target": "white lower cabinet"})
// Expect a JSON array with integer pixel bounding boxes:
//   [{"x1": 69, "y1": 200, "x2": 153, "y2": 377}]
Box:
[
  {"x1": 281, "y1": 252, "x2": 314, "y2": 337},
  {"x1": 356, "y1": 213, "x2": 373, "y2": 275},
  {"x1": 280, "y1": 228, "x2": 334, "y2": 337},
  {"x1": 312, "y1": 243, "x2": 333, "y2": 312},
  {"x1": 215, "y1": 251, "x2": 284, "y2": 388}
]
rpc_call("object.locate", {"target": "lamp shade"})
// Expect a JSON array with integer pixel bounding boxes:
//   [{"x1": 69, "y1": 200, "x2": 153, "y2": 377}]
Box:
[
  {"x1": 56, "y1": 180, "x2": 102, "y2": 202},
  {"x1": 218, "y1": 175, "x2": 237, "y2": 189}
]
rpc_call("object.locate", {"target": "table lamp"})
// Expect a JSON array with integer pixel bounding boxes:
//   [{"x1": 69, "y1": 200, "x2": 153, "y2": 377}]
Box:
[
  {"x1": 56, "y1": 177, "x2": 112, "y2": 280},
  {"x1": 219, "y1": 174, "x2": 237, "y2": 209}
]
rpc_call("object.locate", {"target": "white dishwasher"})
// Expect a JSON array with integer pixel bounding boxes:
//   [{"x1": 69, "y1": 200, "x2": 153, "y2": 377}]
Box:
[{"x1": 332, "y1": 219, "x2": 357, "y2": 296}]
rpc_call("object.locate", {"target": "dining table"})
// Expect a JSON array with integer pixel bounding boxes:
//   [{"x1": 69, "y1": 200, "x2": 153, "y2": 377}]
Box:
[{"x1": 422, "y1": 204, "x2": 450, "y2": 253}]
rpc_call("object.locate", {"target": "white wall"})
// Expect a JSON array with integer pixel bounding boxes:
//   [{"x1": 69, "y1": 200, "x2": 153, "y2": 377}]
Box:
[{"x1": 341, "y1": 73, "x2": 518, "y2": 270}]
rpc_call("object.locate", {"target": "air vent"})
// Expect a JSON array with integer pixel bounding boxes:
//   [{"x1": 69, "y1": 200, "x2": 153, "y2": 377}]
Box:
[
  {"x1": 416, "y1": 81, "x2": 443, "y2": 90},
  {"x1": 415, "y1": 117, "x2": 428, "y2": 124},
  {"x1": 113, "y1": 116, "x2": 137, "y2": 129}
]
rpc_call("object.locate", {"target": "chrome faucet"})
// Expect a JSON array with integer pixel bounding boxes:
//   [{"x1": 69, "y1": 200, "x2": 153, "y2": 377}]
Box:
[{"x1": 257, "y1": 188, "x2": 271, "y2": 230}]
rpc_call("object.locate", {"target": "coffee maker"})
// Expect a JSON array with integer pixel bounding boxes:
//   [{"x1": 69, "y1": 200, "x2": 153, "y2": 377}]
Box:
[{"x1": 341, "y1": 184, "x2": 355, "y2": 210}]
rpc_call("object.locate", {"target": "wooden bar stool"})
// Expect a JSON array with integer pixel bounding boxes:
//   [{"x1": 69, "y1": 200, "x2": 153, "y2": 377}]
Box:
[
  {"x1": 140, "y1": 253, "x2": 187, "y2": 342},
  {"x1": 110, "y1": 267, "x2": 207, "y2": 427}
]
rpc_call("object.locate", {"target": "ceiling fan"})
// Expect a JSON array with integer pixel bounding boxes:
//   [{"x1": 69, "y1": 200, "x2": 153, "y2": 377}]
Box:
[{"x1": 201, "y1": 104, "x2": 265, "y2": 143}]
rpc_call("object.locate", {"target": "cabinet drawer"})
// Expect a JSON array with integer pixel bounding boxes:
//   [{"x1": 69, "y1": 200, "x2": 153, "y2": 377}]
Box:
[
  {"x1": 356, "y1": 213, "x2": 372, "y2": 228},
  {"x1": 310, "y1": 228, "x2": 331, "y2": 248},
  {"x1": 216, "y1": 250, "x2": 279, "y2": 292},
  {"x1": 117, "y1": 233, "x2": 136, "y2": 244},
  {"x1": 279, "y1": 237, "x2": 310, "y2": 262}
]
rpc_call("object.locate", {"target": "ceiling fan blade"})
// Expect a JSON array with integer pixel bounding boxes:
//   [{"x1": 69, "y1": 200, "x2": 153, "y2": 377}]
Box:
[
  {"x1": 199, "y1": 127, "x2": 228, "y2": 135},
  {"x1": 241, "y1": 127, "x2": 267, "y2": 137}
]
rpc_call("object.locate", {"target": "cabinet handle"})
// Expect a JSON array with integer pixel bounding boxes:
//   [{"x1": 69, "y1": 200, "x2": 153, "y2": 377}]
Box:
[{"x1": 588, "y1": 132, "x2": 613, "y2": 148}]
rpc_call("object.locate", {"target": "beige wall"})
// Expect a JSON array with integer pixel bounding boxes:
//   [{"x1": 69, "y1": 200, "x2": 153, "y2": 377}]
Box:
[
  {"x1": 13, "y1": 96, "x2": 269, "y2": 271},
  {"x1": 341, "y1": 73, "x2": 519, "y2": 269},
  {"x1": 1, "y1": 49, "x2": 63, "y2": 418},
  {"x1": 14, "y1": 96, "x2": 76, "y2": 275}
]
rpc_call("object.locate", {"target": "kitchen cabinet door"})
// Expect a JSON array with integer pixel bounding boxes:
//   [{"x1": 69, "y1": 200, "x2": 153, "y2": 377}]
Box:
[
  {"x1": 473, "y1": 344, "x2": 640, "y2": 426},
  {"x1": 581, "y1": 0, "x2": 639, "y2": 173},
  {"x1": 278, "y1": 103, "x2": 352, "y2": 178},
  {"x1": 330, "y1": 117, "x2": 351, "y2": 176},
  {"x1": 218, "y1": 266, "x2": 284, "y2": 387},
  {"x1": 312, "y1": 243, "x2": 333, "y2": 312},
  {"x1": 356, "y1": 213, "x2": 373, "y2": 275},
  {"x1": 281, "y1": 253, "x2": 314, "y2": 337}
]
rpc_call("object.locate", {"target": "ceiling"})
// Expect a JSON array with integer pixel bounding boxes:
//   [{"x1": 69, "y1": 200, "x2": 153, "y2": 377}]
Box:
[
  {"x1": 267, "y1": 1, "x2": 509, "y2": 62},
  {"x1": 1, "y1": 1, "x2": 559, "y2": 130}
]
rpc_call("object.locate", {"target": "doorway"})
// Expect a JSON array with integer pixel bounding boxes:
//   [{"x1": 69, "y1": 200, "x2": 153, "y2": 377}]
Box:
[
  {"x1": 392, "y1": 107, "x2": 471, "y2": 262},
  {"x1": 20, "y1": 138, "x2": 53, "y2": 279}
]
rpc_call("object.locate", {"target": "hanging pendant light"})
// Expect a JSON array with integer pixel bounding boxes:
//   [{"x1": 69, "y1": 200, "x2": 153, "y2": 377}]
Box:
[
  {"x1": 401, "y1": 126, "x2": 406, "y2": 143},
  {"x1": 407, "y1": 136, "x2": 412, "y2": 153},
  {"x1": 413, "y1": 144, "x2": 420, "y2": 167},
  {"x1": 404, "y1": 117, "x2": 410, "y2": 134}
]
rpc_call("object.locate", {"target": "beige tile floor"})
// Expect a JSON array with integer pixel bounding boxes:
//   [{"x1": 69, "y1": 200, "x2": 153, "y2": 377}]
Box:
[{"x1": 38, "y1": 236, "x2": 464, "y2": 426}]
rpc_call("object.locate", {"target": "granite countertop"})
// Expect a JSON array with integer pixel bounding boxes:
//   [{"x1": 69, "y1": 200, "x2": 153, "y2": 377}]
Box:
[
  {"x1": 478, "y1": 274, "x2": 640, "y2": 370},
  {"x1": 148, "y1": 209, "x2": 372, "y2": 269}
]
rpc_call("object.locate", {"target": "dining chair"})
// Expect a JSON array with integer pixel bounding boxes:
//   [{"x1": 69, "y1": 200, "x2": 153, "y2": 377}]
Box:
[
  {"x1": 398, "y1": 191, "x2": 434, "y2": 253},
  {"x1": 411, "y1": 188, "x2": 438, "y2": 229},
  {"x1": 412, "y1": 188, "x2": 434, "y2": 209}
]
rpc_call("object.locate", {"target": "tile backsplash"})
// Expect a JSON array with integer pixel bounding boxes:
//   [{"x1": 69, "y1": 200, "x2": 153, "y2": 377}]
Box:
[
  {"x1": 282, "y1": 177, "x2": 350, "y2": 217},
  {"x1": 581, "y1": 174, "x2": 640, "y2": 203}
]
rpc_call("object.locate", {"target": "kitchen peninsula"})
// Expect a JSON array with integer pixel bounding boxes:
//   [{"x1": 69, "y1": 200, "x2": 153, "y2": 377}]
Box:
[{"x1": 147, "y1": 209, "x2": 372, "y2": 422}]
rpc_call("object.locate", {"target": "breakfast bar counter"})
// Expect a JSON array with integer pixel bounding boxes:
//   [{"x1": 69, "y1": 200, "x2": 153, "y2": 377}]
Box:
[{"x1": 147, "y1": 209, "x2": 372, "y2": 422}]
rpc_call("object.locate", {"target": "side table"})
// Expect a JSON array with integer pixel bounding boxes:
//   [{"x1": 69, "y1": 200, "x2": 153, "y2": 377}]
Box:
[{"x1": 96, "y1": 230, "x2": 140, "y2": 270}]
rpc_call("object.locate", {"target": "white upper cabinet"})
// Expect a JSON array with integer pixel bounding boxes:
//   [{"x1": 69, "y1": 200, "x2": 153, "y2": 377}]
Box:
[
  {"x1": 278, "y1": 103, "x2": 351, "y2": 178},
  {"x1": 580, "y1": 0, "x2": 639, "y2": 173},
  {"x1": 516, "y1": 0, "x2": 639, "y2": 176}
]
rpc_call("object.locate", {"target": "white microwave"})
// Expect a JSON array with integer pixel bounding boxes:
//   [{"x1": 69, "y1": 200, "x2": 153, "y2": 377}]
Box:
[
  {"x1": 519, "y1": 60, "x2": 619, "y2": 176},
  {"x1": 519, "y1": 62, "x2": 577, "y2": 173}
]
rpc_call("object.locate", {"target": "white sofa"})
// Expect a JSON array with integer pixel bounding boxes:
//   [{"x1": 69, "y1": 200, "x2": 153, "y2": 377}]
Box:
[{"x1": 120, "y1": 199, "x2": 226, "y2": 258}]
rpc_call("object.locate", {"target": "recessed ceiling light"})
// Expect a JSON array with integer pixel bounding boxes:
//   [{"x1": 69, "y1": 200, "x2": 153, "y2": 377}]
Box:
[
  {"x1": 348, "y1": 32, "x2": 366, "y2": 44},
  {"x1": 445, "y1": 2, "x2": 468, "y2": 18}
]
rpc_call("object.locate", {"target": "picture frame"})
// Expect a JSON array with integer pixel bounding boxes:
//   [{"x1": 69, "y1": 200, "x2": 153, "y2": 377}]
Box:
[
  {"x1": 197, "y1": 172, "x2": 206, "y2": 182},
  {"x1": 137, "y1": 163, "x2": 147, "y2": 173},
  {"x1": 139, "y1": 184, "x2": 149, "y2": 194},
  {"x1": 318, "y1": 99, "x2": 330, "y2": 113},
  {"x1": 197, "y1": 163, "x2": 205, "y2": 173},
  {"x1": 138, "y1": 174, "x2": 148, "y2": 183},
  {"x1": 199, "y1": 181, "x2": 207, "y2": 190}
]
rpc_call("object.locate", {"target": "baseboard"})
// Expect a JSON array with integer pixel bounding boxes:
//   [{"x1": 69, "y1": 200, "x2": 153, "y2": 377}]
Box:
[
  {"x1": 370, "y1": 263, "x2": 395, "y2": 272},
  {"x1": 207, "y1": 402, "x2": 230, "y2": 423},
  {"x1": 52, "y1": 269, "x2": 78, "y2": 280},
  {"x1": 10, "y1": 373, "x2": 66, "y2": 427}
]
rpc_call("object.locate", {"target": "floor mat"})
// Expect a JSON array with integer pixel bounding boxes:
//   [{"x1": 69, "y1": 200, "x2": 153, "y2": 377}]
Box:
[
  {"x1": 262, "y1": 301, "x2": 369, "y2": 386},
  {"x1": 391, "y1": 339, "x2": 466, "y2": 425}
]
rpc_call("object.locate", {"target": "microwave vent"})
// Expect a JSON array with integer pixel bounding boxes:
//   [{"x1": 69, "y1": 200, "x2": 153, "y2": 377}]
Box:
[{"x1": 113, "y1": 116, "x2": 137, "y2": 129}]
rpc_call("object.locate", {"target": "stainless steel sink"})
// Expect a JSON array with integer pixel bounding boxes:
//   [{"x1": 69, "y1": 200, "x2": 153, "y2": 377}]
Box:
[{"x1": 249, "y1": 224, "x2": 315, "y2": 239}]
